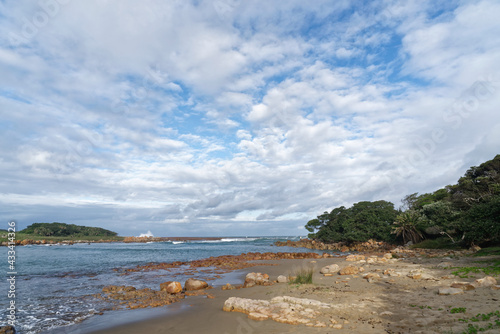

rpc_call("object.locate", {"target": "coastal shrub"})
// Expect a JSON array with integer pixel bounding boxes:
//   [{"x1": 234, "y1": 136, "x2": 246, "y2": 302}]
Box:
[
  {"x1": 305, "y1": 201, "x2": 397, "y2": 244},
  {"x1": 289, "y1": 268, "x2": 314, "y2": 284},
  {"x1": 410, "y1": 237, "x2": 460, "y2": 250}
]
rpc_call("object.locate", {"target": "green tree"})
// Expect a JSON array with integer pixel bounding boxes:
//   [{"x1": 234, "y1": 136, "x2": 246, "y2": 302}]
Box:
[
  {"x1": 447, "y1": 154, "x2": 500, "y2": 246},
  {"x1": 391, "y1": 210, "x2": 424, "y2": 244},
  {"x1": 455, "y1": 194, "x2": 500, "y2": 246},
  {"x1": 305, "y1": 201, "x2": 397, "y2": 244},
  {"x1": 420, "y1": 200, "x2": 459, "y2": 237}
]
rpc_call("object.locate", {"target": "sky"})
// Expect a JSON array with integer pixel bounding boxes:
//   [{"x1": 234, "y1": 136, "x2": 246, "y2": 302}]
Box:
[{"x1": 1, "y1": 0, "x2": 499, "y2": 237}]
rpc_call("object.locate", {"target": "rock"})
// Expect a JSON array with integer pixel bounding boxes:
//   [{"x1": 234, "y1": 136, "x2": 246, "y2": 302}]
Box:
[
  {"x1": 383, "y1": 269, "x2": 400, "y2": 277},
  {"x1": 320, "y1": 264, "x2": 340, "y2": 275},
  {"x1": 244, "y1": 281, "x2": 256, "y2": 288},
  {"x1": 223, "y1": 296, "x2": 331, "y2": 325},
  {"x1": 248, "y1": 312, "x2": 269, "y2": 321},
  {"x1": 0, "y1": 326, "x2": 16, "y2": 334},
  {"x1": 438, "y1": 287, "x2": 464, "y2": 295},
  {"x1": 346, "y1": 254, "x2": 365, "y2": 262},
  {"x1": 101, "y1": 285, "x2": 185, "y2": 309},
  {"x1": 492, "y1": 285, "x2": 500, "y2": 290},
  {"x1": 470, "y1": 245, "x2": 481, "y2": 252},
  {"x1": 407, "y1": 270, "x2": 422, "y2": 279},
  {"x1": 222, "y1": 283, "x2": 235, "y2": 290},
  {"x1": 436, "y1": 262, "x2": 454, "y2": 268},
  {"x1": 184, "y1": 278, "x2": 209, "y2": 291},
  {"x1": 160, "y1": 281, "x2": 172, "y2": 291},
  {"x1": 244, "y1": 272, "x2": 270, "y2": 287},
  {"x1": 102, "y1": 285, "x2": 136, "y2": 293},
  {"x1": 339, "y1": 265, "x2": 359, "y2": 275},
  {"x1": 474, "y1": 276, "x2": 497, "y2": 287},
  {"x1": 362, "y1": 273, "x2": 380, "y2": 280},
  {"x1": 160, "y1": 281, "x2": 182, "y2": 294},
  {"x1": 277, "y1": 275, "x2": 288, "y2": 283},
  {"x1": 450, "y1": 282, "x2": 476, "y2": 291}
]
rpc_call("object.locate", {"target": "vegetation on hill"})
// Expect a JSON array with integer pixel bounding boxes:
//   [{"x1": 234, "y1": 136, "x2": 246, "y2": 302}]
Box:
[
  {"x1": 0, "y1": 223, "x2": 123, "y2": 245},
  {"x1": 306, "y1": 154, "x2": 500, "y2": 247},
  {"x1": 20, "y1": 222, "x2": 118, "y2": 237}
]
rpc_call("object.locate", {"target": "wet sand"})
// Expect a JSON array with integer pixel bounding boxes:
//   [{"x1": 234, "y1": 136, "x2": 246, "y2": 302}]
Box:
[{"x1": 67, "y1": 250, "x2": 500, "y2": 334}]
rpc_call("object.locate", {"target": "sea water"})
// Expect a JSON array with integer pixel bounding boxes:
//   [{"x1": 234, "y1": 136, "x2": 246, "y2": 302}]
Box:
[{"x1": 0, "y1": 237, "x2": 325, "y2": 334}]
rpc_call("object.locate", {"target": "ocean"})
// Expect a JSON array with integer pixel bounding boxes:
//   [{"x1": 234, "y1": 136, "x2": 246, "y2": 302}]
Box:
[{"x1": 0, "y1": 237, "x2": 326, "y2": 334}]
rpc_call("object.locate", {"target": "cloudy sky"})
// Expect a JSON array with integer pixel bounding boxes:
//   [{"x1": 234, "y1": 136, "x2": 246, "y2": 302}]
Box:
[{"x1": 1, "y1": 0, "x2": 499, "y2": 237}]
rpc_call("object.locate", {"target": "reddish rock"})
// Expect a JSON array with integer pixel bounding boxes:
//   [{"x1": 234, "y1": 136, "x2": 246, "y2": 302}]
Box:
[
  {"x1": 185, "y1": 278, "x2": 209, "y2": 291},
  {"x1": 0, "y1": 326, "x2": 16, "y2": 334},
  {"x1": 320, "y1": 264, "x2": 340, "y2": 275},
  {"x1": 474, "y1": 276, "x2": 497, "y2": 287},
  {"x1": 160, "y1": 281, "x2": 182, "y2": 294},
  {"x1": 339, "y1": 266, "x2": 359, "y2": 275},
  {"x1": 450, "y1": 282, "x2": 476, "y2": 291}
]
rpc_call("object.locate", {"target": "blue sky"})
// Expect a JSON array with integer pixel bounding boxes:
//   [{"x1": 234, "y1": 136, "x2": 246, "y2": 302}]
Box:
[{"x1": 1, "y1": 0, "x2": 499, "y2": 237}]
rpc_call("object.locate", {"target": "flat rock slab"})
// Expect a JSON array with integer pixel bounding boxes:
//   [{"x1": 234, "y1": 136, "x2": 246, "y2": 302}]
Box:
[
  {"x1": 223, "y1": 296, "x2": 332, "y2": 327},
  {"x1": 438, "y1": 287, "x2": 464, "y2": 295}
]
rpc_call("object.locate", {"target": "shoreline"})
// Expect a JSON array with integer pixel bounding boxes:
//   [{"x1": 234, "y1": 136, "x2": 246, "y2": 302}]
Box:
[
  {"x1": 1, "y1": 235, "x2": 284, "y2": 246},
  {"x1": 50, "y1": 247, "x2": 500, "y2": 334}
]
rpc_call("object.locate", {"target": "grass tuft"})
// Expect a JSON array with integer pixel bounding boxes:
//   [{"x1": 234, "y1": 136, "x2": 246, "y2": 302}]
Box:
[{"x1": 289, "y1": 268, "x2": 314, "y2": 284}]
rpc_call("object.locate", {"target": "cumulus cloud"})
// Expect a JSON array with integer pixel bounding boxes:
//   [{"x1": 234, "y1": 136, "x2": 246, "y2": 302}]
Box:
[{"x1": 0, "y1": 0, "x2": 499, "y2": 236}]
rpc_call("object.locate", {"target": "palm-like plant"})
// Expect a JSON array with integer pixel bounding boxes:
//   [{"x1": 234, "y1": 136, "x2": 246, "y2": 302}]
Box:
[{"x1": 391, "y1": 210, "x2": 424, "y2": 244}]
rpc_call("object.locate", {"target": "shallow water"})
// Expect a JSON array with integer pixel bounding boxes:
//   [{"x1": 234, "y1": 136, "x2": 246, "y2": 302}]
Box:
[{"x1": 0, "y1": 236, "x2": 327, "y2": 333}]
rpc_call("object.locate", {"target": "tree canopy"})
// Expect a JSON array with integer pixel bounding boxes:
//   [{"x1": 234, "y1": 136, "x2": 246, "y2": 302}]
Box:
[
  {"x1": 306, "y1": 154, "x2": 500, "y2": 247},
  {"x1": 306, "y1": 200, "x2": 397, "y2": 244}
]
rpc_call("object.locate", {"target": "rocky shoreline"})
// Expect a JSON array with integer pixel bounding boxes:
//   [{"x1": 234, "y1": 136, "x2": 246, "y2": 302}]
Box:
[
  {"x1": 77, "y1": 244, "x2": 500, "y2": 334},
  {"x1": 275, "y1": 238, "x2": 397, "y2": 253},
  {"x1": 98, "y1": 252, "x2": 328, "y2": 310},
  {"x1": 1, "y1": 236, "x2": 224, "y2": 246},
  {"x1": 0, "y1": 238, "x2": 123, "y2": 247}
]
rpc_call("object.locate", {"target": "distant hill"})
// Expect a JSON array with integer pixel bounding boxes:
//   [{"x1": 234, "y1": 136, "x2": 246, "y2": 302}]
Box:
[{"x1": 20, "y1": 222, "x2": 118, "y2": 237}]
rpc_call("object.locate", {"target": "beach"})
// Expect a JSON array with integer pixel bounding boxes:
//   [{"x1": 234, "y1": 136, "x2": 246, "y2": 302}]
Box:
[{"x1": 64, "y1": 248, "x2": 500, "y2": 334}]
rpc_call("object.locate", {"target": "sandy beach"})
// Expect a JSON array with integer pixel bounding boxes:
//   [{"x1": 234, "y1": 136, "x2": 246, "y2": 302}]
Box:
[{"x1": 60, "y1": 248, "x2": 500, "y2": 334}]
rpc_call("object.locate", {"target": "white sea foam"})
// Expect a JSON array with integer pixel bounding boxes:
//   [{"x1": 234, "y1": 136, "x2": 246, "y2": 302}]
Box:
[
  {"x1": 197, "y1": 237, "x2": 259, "y2": 243},
  {"x1": 139, "y1": 230, "x2": 154, "y2": 238}
]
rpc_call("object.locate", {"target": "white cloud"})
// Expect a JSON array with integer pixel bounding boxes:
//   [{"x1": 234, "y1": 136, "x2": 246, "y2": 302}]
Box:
[{"x1": 0, "y1": 0, "x2": 499, "y2": 236}]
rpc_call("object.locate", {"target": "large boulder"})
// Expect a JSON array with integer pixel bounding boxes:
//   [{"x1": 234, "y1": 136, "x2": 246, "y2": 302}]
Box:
[
  {"x1": 346, "y1": 254, "x2": 365, "y2": 261},
  {"x1": 320, "y1": 264, "x2": 340, "y2": 275},
  {"x1": 277, "y1": 275, "x2": 288, "y2": 283},
  {"x1": 184, "y1": 278, "x2": 209, "y2": 291},
  {"x1": 474, "y1": 276, "x2": 497, "y2": 288},
  {"x1": 160, "y1": 281, "x2": 182, "y2": 294},
  {"x1": 244, "y1": 272, "x2": 270, "y2": 287},
  {"x1": 0, "y1": 326, "x2": 16, "y2": 334},
  {"x1": 339, "y1": 265, "x2": 359, "y2": 275}
]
